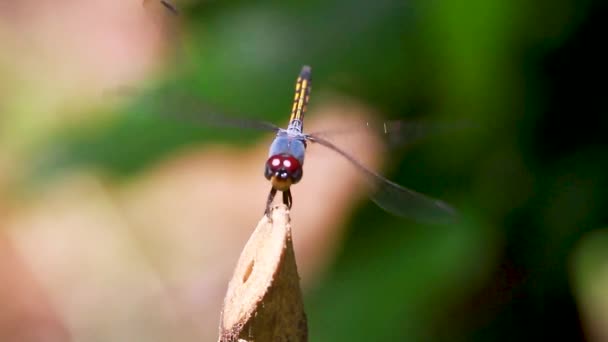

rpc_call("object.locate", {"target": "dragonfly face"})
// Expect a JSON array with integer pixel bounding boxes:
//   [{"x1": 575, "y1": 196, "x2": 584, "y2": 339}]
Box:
[
  {"x1": 264, "y1": 133, "x2": 306, "y2": 191},
  {"x1": 264, "y1": 153, "x2": 303, "y2": 191}
]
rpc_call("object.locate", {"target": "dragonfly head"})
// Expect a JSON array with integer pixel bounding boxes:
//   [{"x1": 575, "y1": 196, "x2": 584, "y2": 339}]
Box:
[{"x1": 264, "y1": 154, "x2": 303, "y2": 191}]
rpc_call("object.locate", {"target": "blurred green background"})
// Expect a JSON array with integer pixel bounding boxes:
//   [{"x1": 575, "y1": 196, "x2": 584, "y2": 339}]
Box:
[{"x1": 2, "y1": 0, "x2": 608, "y2": 341}]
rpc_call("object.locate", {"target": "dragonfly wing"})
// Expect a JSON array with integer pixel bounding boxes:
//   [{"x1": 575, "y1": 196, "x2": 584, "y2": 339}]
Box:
[
  {"x1": 173, "y1": 109, "x2": 281, "y2": 133},
  {"x1": 137, "y1": 88, "x2": 282, "y2": 133},
  {"x1": 159, "y1": 0, "x2": 179, "y2": 14},
  {"x1": 308, "y1": 119, "x2": 474, "y2": 149},
  {"x1": 104, "y1": 83, "x2": 281, "y2": 133},
  {"x1": 307, "y1": 133, "x2": 457, "y2": 223},
  {"x1": 308, "y1": 120, "x2": 428, "y2": 141},
  {"x1": 142, "y1": 0, "x2": 178, "y2": 15},
  {"x1": 366, "y1": 174, "x2": 457, "y2": 224}
]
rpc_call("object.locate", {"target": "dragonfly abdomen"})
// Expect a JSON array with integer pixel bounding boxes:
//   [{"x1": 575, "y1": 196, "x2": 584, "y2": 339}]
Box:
[{"x1": 288, "y1": 65, "x2": 312, "y2": 133}]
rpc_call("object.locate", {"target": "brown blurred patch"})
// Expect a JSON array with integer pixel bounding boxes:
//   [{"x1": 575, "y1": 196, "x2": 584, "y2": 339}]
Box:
[
  {"x1": 0, "y1": 233, "x2": 71, "y2": 341},
  {"x1": 570, "y1": 229, "x2": 608, "y2": 342},
  {"x1": 0, "y1": 0, "x2": 173, "y2": 146}
]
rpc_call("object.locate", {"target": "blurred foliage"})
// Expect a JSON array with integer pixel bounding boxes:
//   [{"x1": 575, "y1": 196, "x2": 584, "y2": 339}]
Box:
[{"x1": 13, "y1": 0, "x2": 608, "y2": 340}]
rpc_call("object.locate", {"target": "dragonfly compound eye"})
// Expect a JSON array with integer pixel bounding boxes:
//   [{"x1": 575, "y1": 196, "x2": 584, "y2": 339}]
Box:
[{"x1": 265, "y1": 154, "x2": 303, "y2": 190}]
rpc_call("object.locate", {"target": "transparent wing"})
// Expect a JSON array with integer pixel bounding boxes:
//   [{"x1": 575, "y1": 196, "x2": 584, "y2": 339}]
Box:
[
  {"x1": 107, "y1": 86, "x2": 282, "y2": 133},
  {"x1": 306, "y1": 133, "x2": 457, "y2": 223},
  {"x1": 159, "y1": 0, "x2": 179, "y2": 14},
  {"x1": 168, "y1": 107, "x2": 281, "y2": 133},
  {"x1": 308, "y1": 119, "x2": 473, "y2": 148},
  {"x1": 142, "y1": 0, "x2": 179, "y2": 15}
]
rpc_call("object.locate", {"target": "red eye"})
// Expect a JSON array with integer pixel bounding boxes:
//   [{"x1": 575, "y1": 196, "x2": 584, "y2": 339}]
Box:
[
  {"x1": 267, "y1": 155, "x2": 300, "y2": 173},
  {"x1": 270, "y1": 157, "x2": 282, "y2": 168},
  {"x1": 264, "y1": 154, "x2": 303, "y2": 182}
]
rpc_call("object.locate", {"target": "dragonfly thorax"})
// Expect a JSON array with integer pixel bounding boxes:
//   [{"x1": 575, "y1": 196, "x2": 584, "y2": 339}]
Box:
[{"x1": 264, "y1": 154, "x2": 303, "y2": 191}]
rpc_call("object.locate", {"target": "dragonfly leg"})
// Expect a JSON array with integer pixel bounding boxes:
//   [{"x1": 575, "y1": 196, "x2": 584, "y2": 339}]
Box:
[
  {"x1": 283, "y1": 189, "x2": 292, "y2": 209},
  {"x1": 265, "y1": 188, "x2": 278, "y2": 217}
]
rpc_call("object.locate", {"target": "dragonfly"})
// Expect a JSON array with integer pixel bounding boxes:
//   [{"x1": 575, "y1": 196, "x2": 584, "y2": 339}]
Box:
[
  {"x1": 178, "y1": 65, "x2": 457, "y2": 223},
  {"x1": 264, "y1": 66, "x2": 456, "y2": 222}
]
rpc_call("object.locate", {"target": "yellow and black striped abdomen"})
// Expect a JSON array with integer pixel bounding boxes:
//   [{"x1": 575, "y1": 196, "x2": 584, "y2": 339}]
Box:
[{"x1": 289, "y1": 65, "x2": 312, "y2": 124}]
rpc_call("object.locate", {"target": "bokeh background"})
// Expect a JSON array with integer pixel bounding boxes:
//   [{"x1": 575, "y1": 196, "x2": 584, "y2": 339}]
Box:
[{"x1": 1, "y1": 0, "x2": 607, "y2": 341}]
